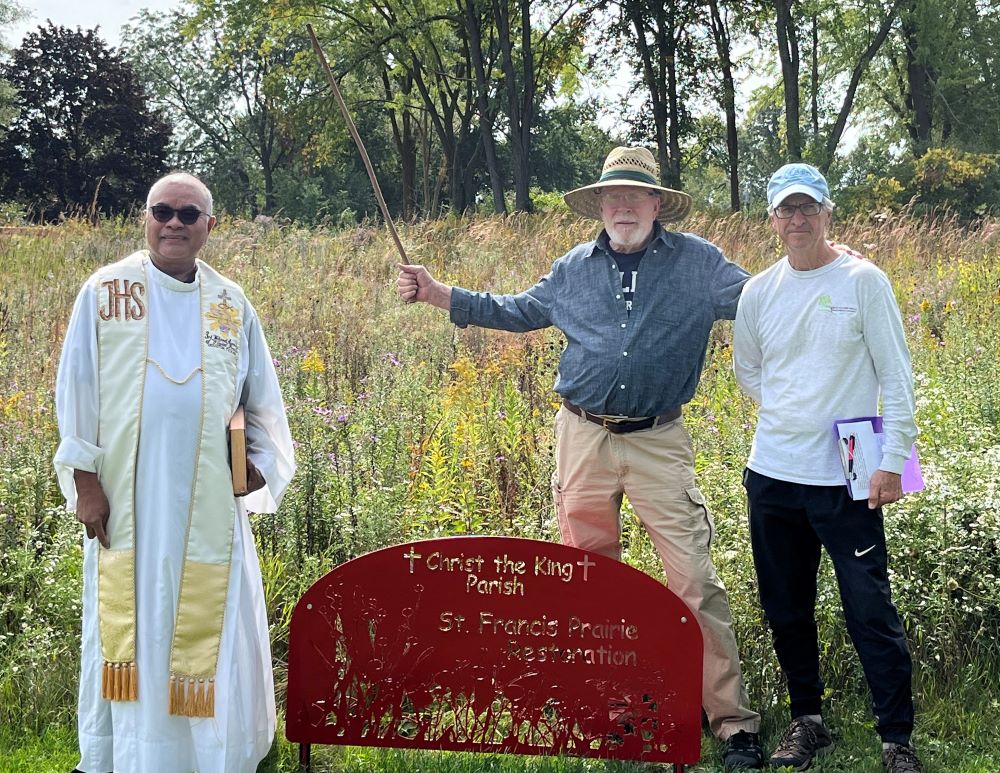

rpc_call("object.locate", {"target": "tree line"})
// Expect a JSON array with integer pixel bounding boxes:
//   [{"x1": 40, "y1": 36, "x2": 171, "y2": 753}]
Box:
[{"x1": 1, "y1": 0, "x2": 998, "y2": 223}]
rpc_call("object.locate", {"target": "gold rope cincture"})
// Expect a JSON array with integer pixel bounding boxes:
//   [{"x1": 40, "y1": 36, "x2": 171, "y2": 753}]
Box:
[{"x1": 146, "y1": 357, "x2": 201, "y2": 385}]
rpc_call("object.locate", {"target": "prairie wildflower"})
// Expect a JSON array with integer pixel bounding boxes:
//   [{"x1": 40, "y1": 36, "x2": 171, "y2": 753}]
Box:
[
  {"x1": 3, "y1": 391, "x2": 25, "y2": 416},
  {"x1": 449, "y1": 357, "x2": 478, "y2": 383},
  {"x1": 300, "y1": 349, "x2": 326, "y2": 374}
]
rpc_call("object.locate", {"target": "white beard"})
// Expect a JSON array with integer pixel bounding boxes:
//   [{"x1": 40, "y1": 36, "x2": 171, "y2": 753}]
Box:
[{"x1": 606, "y1": 221, "x2": 653, "y2": 252}]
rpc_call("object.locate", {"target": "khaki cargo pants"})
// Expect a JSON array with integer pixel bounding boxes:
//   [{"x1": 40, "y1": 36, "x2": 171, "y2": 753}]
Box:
[{"x1": 552, "y1": 406, "x2": 760, "y2": 739}]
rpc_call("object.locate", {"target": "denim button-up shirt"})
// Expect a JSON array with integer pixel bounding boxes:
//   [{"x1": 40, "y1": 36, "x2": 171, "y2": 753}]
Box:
[{"x1": 450, "y1": 223, "x2": 749, "y2": 417}]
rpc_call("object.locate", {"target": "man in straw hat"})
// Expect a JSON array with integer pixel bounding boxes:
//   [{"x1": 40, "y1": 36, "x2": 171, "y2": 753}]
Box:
[
  {"x1": 54, "y1": 172, "x2": 296, "y2": 772},
  {"x1": 734, "y1": 163, "x2": 922, "y2": 772},
  {"x1": 398, "y1": 146, "x2": 764, "y2": 770}
]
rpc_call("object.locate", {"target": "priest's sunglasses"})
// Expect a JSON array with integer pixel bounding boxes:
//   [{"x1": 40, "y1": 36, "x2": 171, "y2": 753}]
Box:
[
  {"x1": 149, "y1": 204, "x2": 210, "y2": 225},
  {"x1": 772, "y1": 201, "x2": 823, "y2": 218}
]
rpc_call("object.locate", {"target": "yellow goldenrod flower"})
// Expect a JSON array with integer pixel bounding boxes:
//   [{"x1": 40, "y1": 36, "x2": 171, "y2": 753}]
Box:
[
  {"x1": 3, "y1": 391, "x2": 25, "y2": 415},
  {"x1": 300, "y1": 349, "x2": 326, "y2": 374}
]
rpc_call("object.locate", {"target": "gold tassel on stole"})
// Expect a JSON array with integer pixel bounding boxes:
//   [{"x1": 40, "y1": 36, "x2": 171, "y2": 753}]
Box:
[
  {"x1": 194, "y1": 679, "x2": 208, "y2": 717},
  {"x1": 184, "y1": 677, "x2": 196, "y2": 716},
  {"x1": 169, "y1": 675, "x2": 180, "y2": 714},
  {"x1": 101, "y1": 661, "x2": 138, "y2": 702},
  {"x1": 128, "y1": 662, "x2": 138, "y2": 700},
  {"x1": 168, "y1": 674, "x2": 216, "y2": 718}
]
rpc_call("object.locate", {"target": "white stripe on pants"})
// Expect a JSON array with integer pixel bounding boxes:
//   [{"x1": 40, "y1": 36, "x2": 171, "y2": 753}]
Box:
[{"x1": 551, "y1": 406, "x2": 760, "y2": 739}]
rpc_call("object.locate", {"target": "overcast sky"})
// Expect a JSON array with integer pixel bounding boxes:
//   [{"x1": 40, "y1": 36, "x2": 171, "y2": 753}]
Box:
[{"x1": 8, "y1": 0, "x2": 174, "y2": 48}]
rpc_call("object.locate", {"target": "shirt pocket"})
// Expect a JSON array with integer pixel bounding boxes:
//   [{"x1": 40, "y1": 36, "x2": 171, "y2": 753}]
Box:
[{"x1": 647, "y1": 304, "x2": 686, "y2": 329}]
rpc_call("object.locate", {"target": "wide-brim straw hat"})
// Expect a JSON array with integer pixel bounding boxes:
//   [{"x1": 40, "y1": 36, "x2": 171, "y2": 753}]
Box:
[{"x1": 563, "y1": 146, "x2": 692, "y2": 223}]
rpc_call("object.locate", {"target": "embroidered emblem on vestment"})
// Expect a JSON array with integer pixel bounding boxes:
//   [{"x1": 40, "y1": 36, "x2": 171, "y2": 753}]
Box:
[
  {"x1": 204, "y1": 330, "x2": 239, "y2": 354},
  {"x1": 99, "y1": 279, "x2": 146, "y2": 321},
  {"x1": 206, "y1": 289, "x2": 240, "y2": 339}
]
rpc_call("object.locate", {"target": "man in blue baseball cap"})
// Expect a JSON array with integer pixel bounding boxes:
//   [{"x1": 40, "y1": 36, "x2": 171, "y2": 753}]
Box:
[{"x1": 733, "y1": 163, "x2": 922, "y2": 772}]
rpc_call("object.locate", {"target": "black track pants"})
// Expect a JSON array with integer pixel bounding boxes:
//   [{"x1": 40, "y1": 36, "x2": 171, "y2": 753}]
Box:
[{"x1": 743, "y1": 468, "x2": 914, "y2": 745}]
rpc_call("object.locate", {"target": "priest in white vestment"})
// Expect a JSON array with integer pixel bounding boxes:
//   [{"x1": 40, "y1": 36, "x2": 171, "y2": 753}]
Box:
[{"x1": 54, "y1": 173, "x2": 296, "y2": 773}]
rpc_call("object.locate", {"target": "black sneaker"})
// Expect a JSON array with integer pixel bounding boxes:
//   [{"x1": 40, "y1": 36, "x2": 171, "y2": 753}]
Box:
[
  {"x1": 724, "y1": 730, "x2": 764, "y2": 770},
  {"x1": 768, "y1": 716, "x2": 833, "y2": 769},
  {"x1": 882, "y1": 743, "x2": 923, "y2": 773}
]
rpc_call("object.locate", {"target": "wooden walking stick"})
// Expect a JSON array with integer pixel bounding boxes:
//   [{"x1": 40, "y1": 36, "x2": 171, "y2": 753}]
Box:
[{"x1": 306, "y1": 24, "x2": 409, "y2": 264}]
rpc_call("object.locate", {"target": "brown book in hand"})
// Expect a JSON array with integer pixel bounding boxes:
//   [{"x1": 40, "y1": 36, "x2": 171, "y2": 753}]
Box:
[{"x1": 230, "y1": 406, "x2": 248, "y2": 496}]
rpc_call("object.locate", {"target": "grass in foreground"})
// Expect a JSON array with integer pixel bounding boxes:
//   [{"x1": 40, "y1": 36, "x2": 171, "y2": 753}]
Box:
[{"x1": 5, "y1": 670, "x2": 998, "y2": 772}]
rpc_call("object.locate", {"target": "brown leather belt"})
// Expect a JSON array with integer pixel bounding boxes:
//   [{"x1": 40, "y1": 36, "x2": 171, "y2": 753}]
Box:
[{"x1": 562, "y1": 399, "x2": 681, "y2": 434}]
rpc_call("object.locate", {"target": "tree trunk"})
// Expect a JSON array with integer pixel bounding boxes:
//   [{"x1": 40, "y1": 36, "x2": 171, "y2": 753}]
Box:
[
  {"x1": 382, "y1": 70, "x2": 418, "y2": 220},
  {"x1": 409, "y1": 62, "x2": 463, "y2": 212},
  {"x1": 495, "y1": 0, "x2": 534, "y2": 212},
  {"x1": 516, "y1": 0, "x2": 535, "y2": 211},
  {"x1": 708, "y1": 0, "x2": 739, "y2": 212},
  {"x1": 462, "y1": 0, "x2": 507, "y2": 214},
  {"x1": 259, "y1": 121, "x2": 275, "y2": 214},
  {"x1": 821, "y1": 0, "x2": 900, "y2": 170},
  {"x1": 811, "y1": 13, "x2": 819, "y2": 141},
  {"x1": 418, "y1": 114, "x2": 430, "y2": 216},
  {"x1": 401, "y1": 111, "x2": 418, "y2": 220},
  {"x1": 903, "y1": 8, "x2": 933, "y2": 152},
  {"x1": 774, "y1": 0, "x2": 802, "y2": 160},
  {"x1": 664, "y1": 1, "x2": 682, "y2": 188},
  {"x1": 626, "y1": 0, "x2": 674, "y2": 187}
]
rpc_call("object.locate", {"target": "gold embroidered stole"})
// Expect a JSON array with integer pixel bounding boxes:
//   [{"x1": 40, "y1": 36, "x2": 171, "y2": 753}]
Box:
[{"x1": 95, "y1": 251, "x2": 245, "y2": 717}]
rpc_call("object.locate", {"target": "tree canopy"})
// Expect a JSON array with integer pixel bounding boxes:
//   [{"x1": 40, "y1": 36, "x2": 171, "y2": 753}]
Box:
[
  {"x1": 1, "y1": 0, "x2": 998, "y2": 222},
  {"x1": 0, "y1": 23, "x2": 171, "y2": 220},
  {"x1": 0, "y1": 0, "x2": 24, "y2": 139}
]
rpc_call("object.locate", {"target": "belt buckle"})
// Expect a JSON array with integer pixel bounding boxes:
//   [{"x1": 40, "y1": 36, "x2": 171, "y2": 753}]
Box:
[{"x1": 601, "y1": 414, "x2": 628, "y2": 431}]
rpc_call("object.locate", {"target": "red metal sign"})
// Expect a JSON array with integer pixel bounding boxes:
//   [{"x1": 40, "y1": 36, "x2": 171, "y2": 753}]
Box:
[{"x1": 286, "y1": 536, "x2": 702, "y2": 767}]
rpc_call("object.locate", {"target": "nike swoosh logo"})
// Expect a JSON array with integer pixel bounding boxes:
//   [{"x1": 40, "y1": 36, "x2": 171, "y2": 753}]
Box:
[{"x1": 855, "y1": 545, "x2": 877, "y2": 557}]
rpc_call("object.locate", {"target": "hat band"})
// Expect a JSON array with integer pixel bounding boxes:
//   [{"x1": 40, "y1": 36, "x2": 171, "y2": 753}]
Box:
[{"x1": 599, "y1": 169, "x2": 659, "y2": 186}]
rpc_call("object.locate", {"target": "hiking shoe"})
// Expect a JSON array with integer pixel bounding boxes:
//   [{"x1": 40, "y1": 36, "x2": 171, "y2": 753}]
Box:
[
  {"x1": 882, "y1": 743, "x2": 923, "y2": 773},
  {"x1": 768, "y1": 716, "x2": 832, "y2": 769},
  {"x1": 724, "y1": 730, "x2": 764, "y2": 770}
]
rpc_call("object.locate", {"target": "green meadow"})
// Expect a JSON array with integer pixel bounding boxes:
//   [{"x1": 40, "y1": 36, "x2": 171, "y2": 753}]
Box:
[{"x1": 1, "y1": 212, "x2": 998, "y2": 771}]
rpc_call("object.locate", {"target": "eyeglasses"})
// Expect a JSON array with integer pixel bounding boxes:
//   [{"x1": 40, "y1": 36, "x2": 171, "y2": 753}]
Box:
[
  {"x1": 597, "y1": 190, "x2": 656, "y2": 206},
  {"x1": 772, "y1": 201, "x2": 823, "y2": 219},
  {"x1": 149, "y1": 204, "x2": 210, "y2": 225}
]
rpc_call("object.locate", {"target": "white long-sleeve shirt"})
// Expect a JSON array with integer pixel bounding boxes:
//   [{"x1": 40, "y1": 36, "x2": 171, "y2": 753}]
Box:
[{"x1": 733, "y1": 252, "x2": 917, "y2": 486}]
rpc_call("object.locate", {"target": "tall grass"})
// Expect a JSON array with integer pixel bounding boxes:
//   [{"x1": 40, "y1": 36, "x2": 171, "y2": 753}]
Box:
[{"x1": 1, "y1": 211, "x2": 998, "y2": 770}]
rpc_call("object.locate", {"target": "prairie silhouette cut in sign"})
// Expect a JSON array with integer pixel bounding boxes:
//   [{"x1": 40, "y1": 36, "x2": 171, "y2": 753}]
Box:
[{"x1": 286, "y1": 536, "x2": 703, "y2": 770}]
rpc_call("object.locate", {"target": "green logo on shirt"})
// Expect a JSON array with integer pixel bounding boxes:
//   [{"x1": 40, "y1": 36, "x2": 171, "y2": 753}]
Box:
[{"x1": 817, "y1": 293, "x2": 833, "y2": 311}]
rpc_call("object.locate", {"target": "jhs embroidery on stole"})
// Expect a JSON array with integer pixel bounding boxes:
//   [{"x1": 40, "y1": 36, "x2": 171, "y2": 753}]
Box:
[
  {"x1": 99, "y1": 279, "x2": 146, "y2": 321},
  {"x1": 204, "y1": 289, "x2": 240, "y2": 354}
]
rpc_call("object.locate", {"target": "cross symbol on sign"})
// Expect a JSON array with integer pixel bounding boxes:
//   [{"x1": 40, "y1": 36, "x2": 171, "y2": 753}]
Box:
[
  {"x1": 403, "y1": 547, "x2": 422, "y2": 574},
  {"x1": 576, "y1": 554, "x2": 595, "y2": 582}
]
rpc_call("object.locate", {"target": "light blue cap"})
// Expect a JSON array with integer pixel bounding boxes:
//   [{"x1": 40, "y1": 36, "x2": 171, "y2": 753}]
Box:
[{"x1": 767, "y1": 163, "x2": 830, "y2": 208}]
